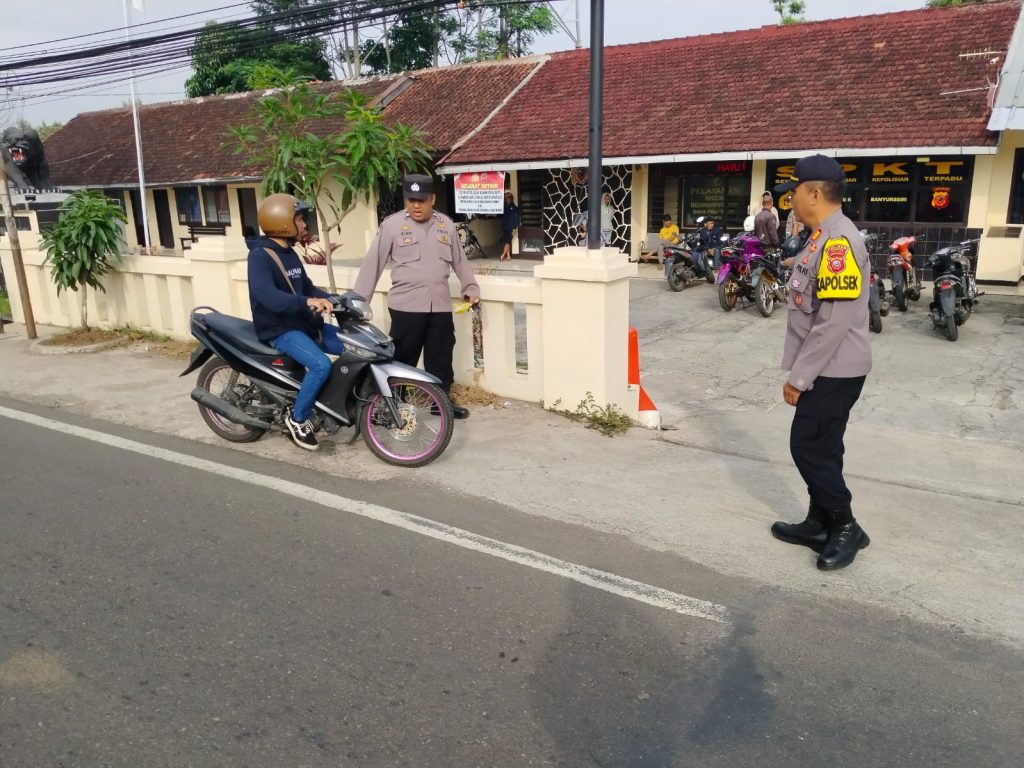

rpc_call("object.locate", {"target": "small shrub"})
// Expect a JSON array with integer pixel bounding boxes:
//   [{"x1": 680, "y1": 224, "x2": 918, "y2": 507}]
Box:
[{"x1": 551, "y1": 392, "x2": 632, "y2": 437}]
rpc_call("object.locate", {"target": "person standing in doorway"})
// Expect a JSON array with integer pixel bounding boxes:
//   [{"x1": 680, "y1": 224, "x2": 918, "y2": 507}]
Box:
[
  {"x1": 600, "y1": 193, "x2": 616, "y2": 247},
  {"x1": 771, "y1": 154, "x2": 873, "y2": 571},
  {"x1": 354, "y1": 174, "x2": 480, "y2": 419},
  {"x1": 500, "y1": 190, "x2": 520, "y2": 262}
]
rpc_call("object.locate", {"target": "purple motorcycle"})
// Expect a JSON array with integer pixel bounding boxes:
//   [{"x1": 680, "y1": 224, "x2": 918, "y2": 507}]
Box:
[{"x1": 716, "y1": 233, "x2": 763, "y2": 312}]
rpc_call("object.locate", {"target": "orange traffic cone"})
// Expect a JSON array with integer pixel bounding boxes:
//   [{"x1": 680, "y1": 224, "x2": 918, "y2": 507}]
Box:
[{"x1": 628, "y1": 326, "x2": 660, "y2": 429}]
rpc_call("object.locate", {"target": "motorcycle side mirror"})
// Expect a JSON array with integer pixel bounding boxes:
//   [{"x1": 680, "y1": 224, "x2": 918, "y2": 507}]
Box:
[{"x1": 719, "y1": 234, "x2": 729, "y2": 243}]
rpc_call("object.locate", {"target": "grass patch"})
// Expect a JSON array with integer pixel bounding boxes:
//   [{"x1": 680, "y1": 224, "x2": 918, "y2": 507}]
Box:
[
  {"x1": 450, "y1": 380, "x2": 504, "y2": 407},
  {"x1": 551, "y1": 392, "x2": 633, "y2": 437},
  {"x1": 0, "y1": 289, "x2": 11, "y2": 318},
  {"x1": 41, "y1": 325, "x2": 196, "y2": 359}
]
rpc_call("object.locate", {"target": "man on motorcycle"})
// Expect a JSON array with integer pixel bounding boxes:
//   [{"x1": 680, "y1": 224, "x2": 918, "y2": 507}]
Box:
[
  {"x1": 772, "y1": 154, "x2": 872, "y2": 571},
  {"x1": 247, "y1": 193, "x2": 342, "y2": 452},
  {"x1": 695, "y1": 215, "x2": 723, "y2": 271}
]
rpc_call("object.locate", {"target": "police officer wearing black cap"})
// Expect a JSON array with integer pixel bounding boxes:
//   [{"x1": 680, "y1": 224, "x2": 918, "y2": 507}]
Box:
[
  {"x1": 354, "y1": 174, "x2": 480, "y2": 419},
  {"x1": 771, "y1": 154, "x2": 872, "y2": 571}
]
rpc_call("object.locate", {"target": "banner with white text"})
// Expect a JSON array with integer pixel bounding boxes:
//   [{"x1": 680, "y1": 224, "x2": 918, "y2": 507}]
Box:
[{"x1": 454, "y1": 171, "x2": 506, "y2": 215}]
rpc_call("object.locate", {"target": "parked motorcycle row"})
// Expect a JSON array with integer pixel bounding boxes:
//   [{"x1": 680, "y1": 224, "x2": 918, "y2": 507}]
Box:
[{"x1": 662, "y1": 225, "x2": 983, "y2": 342}]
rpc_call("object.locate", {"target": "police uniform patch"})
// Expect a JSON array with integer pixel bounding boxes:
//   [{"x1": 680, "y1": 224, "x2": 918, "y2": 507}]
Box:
[
  {"x1": 402, "y1": 236, "x2": 414, "y2": 245},
  {"x1": 801, "y1": 254, "x2": 809, "y2": 265},
  {"x1": 815, "y1": 237, "x2": 861, "y2": 299},
  {"x1": 794, "y1": 293, "x2": 804, "y2": 306},
  {"x1": 439, "y1": 235, "x2": 451, "y2": 245},
  {"x1": 791, "y1": 278, "x2": 800, "y2": 289},
  {"x1": 809, "y1": 243, "x2": 817, "y2": 253}
]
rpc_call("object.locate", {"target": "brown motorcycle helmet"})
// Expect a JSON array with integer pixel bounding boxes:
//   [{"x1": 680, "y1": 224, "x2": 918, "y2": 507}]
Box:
[{"x1": 258, "y1": 193, "x2": 313, "y2": 239}]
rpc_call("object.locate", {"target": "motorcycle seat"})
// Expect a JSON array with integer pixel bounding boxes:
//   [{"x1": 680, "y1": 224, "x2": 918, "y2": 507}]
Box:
[{"x1": 202, "y1": 312, "x2": 280, "y2": 356}]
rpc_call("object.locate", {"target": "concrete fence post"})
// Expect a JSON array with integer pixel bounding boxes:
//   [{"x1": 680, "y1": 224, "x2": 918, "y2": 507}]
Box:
[
  {"x1": 534, "y1": 246, "x2": 639, "y2": 419},
  {"x1": 187, "y1": 237, "x2": 249, "y2": 317}
]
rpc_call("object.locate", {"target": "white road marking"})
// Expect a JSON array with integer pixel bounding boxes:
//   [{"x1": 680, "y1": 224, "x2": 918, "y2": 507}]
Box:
[{"x1": 0, "y1": 405, "x2": 729, "y2": 624}]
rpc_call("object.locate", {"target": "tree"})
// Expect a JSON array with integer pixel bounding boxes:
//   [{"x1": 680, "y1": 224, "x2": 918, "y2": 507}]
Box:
[
  {"x1": 250, "y1": 0, "x2": 365, "y2": 78},
  {"x1": 450, "y1": 2, "x2": 557, "y2": 62},
  {"x1": 771, "y1": 1, "x2": 807, "y2": 24},
  {"x1": 41, "y1": 190, "x2": 127, "y2": 330},
  {"x1": 185, "y1": 21, "x2": 331, "y2": 98},
  {"x1": 361, "y1": 11, "x2": 459, "y2": 75},
  {"x1": 36, "y1": 121, "x2": 64, "y2": 141},
  {"x1": 230, "y1": 75, "x2": 433, "y2": 290},
  {"x1": 926, "y1": 0, "x2": 984, "y2": 6}
]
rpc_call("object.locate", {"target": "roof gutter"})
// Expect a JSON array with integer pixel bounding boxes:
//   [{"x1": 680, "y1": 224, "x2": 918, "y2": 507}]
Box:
[{"x1": 438, "y1": 146, "x2": 998, "y2": 174}]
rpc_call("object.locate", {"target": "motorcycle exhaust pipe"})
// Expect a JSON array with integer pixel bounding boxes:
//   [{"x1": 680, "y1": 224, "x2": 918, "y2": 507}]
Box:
[{"x1": 190, "y1": 387, "x2": 273, "y2": 430}]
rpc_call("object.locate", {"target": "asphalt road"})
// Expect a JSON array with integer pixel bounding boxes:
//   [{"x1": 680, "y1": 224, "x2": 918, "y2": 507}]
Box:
[{"x1": 1, "y1": 400, "x2": 1022, "y2": 768}]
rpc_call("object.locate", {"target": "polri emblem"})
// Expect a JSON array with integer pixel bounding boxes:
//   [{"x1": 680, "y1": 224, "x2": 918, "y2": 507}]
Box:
[
  {"x1": 826, "y1": 243, "x2": 847, "y2": 274},
  {"x1": 794, "y1": 293, "x2": 804, "y2": 306}
]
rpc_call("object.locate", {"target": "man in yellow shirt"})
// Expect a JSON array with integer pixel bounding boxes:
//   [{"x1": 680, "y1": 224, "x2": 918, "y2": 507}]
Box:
[{"x1": 659, "y1": 214, "x2": 680, "y2": 245}]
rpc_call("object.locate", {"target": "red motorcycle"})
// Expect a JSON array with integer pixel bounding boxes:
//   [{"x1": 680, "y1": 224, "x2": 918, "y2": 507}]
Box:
[{"x1": 888, "y1": 235, "x2": 923, "y2": 312}]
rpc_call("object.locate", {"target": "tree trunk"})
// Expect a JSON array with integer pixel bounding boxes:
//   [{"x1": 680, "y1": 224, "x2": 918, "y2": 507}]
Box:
[
  {"x1": 319, "y1": 204, "x2": 337, "y2": 293},
  {"x1": 80, "y1": 283, "x2": 89, "y2": 330}
]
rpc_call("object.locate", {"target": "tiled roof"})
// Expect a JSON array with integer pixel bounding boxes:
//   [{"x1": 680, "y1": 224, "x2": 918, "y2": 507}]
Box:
[
  {"x1": 45, "y1": 78, "x2": 397, "y2": 187},
  {"x1": 43, "y1": 58, "x2": 540, "y2": 187},
  {"x1": 385, "y1": 59, "x2": 542, "y2": 154},
  {"x1": 443, "y1": 1, "x2": 1020, "y2": 166}
]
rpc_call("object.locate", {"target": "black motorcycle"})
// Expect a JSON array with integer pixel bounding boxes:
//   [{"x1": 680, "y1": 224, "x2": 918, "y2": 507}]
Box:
[
  {"x1": 181, "y1": 292, "x2": 454, "y2": 466},
  {"x1": 860, "y1": 230, "x2": 890, "y2": 334},
  {"x1": 665, "y1": 231, "x2": 707, "y2": 291},
  {"x1": 750, "y1": 244, "x2": 787, "y2": 318},
  {"x1": 925, "y1": 239, "x2": 982, "y2": 342}
]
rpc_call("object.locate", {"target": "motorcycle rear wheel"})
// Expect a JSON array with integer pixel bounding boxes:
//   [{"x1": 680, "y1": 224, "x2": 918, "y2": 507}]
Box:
[
  {"x1": 946, "y1": 313, "x2": 958, "y2": 342},
  {"x1": 755, "y1": 281, "x2": 775, "y2": 317},
  {"x1": 196, "y1": 358, "x2": 268, "y2": 443},
  {"x1": 667, "y1": 265, "x2": 687, "y2": 292},
  {"x1": 869, "y1": 310, "x2": 883, "y2": 333},
  {"x1": 893, "y1": 283, "x2": 907, "y2": 312},
  {"x1": 718, "y1": 276, "x2": 738, "y2": 312},
  {"x1": 361, "y1": 378, "x2": 454, "y2": 467}
]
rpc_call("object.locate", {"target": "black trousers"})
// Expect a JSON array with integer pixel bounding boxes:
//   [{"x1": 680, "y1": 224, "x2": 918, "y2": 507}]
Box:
[
  {"x1": 388, "y1": 309, "x2": 456, "y2": 391},
  {"x1": 790, "y1": 375, "x2": 866, "y2": 511}
]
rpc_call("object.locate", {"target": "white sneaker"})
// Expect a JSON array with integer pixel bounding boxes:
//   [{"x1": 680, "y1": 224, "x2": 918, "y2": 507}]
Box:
[{"x1": 285, "y1": 410, "x2": 319, "y2": 451}]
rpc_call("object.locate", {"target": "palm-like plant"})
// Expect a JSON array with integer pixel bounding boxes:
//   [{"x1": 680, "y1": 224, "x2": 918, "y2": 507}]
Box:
[{"x1": 41, "y1": 190, "x2": 127, "y2": 329}]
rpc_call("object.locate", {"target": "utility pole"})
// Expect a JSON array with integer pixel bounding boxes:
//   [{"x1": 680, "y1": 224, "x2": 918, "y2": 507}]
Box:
[
  {"x1": 0, "y1": 151, "x2": 37, "y2": 339},
  {"x1": 586, "y1": 0, "x2": 604, "y2": 251}
]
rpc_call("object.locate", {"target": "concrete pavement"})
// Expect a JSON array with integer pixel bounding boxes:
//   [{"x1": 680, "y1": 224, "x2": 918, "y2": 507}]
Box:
[{"x1": 0, "y1": 281, "x2": 1022, "y2": 650}]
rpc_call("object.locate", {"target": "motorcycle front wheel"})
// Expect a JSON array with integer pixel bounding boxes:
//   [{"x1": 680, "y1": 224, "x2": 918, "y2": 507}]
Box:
[
  {"x1": 869, "y1": 310, "x2": 883, "y2": 333},
  {"x1": 755, "y1": 280, "x2": 775, "y2": 317},
  {"x1": 718, "y1": 276, "x2": 739, "y2": 311},
  {"x1": 196, "y1": 357, "x2": 268, "y2": 443},
  {"x1": 704, "y1": 257, "x2": 715, "y2": 284},
  {"x1": 361, "y1": 378, "x2": 454, "y2": 467}
]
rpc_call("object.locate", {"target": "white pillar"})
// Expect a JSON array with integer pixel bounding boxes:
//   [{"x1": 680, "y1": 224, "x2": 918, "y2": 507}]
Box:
[{"x1": 534, "y1": 246, "x2": 638, "y2": 419}]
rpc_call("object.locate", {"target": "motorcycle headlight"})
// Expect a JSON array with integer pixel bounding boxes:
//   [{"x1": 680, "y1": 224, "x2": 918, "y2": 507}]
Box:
[{"x1": 351, "y1": 298, "x2": 373, "y2": 321}]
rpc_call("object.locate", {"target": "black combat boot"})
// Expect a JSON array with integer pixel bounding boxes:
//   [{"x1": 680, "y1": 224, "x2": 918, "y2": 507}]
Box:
[
  {"x1": 817, "y1": 506, "x2": 870, "y2": 571},
  {"x1": 770, "y1": 501, "x2": 829, "y2": 552},
  {"x1": 443, "y1": 387, "x2": 469, "y2": 420}
]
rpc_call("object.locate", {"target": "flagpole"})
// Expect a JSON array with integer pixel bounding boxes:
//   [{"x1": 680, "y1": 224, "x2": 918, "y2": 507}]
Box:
[{"x1": 122, "y1": 0, "x2": 152, "y2": 252}]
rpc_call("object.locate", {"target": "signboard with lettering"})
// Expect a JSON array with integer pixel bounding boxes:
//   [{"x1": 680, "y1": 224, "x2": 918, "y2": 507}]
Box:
[
  {"x1": 454, "y1": 171, "x2": 506, "y2": 214},
  {"x1": 765, "y1": 156, "x2": 973, "y2": 224}
]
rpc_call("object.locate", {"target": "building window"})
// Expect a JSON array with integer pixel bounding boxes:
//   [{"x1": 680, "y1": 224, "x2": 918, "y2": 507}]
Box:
[
  {"x1": 202, "y1": 185, "x2": 231, "y2": 225},
  {"x1": 649, "y1": 161, "x2": 751, "y2": 231},
  {"x1": 175, "y1": 187, "x2": 201, "y2": 224}
]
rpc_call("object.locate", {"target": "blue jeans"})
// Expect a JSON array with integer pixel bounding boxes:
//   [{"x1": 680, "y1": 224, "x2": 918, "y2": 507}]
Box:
[{"x1": 273, "y1": 325, "x2": 345, "y2": 422}]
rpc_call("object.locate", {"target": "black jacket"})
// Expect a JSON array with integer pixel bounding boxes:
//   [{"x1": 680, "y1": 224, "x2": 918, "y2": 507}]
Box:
[{"x1": 245, "y1": 236, "x2": 330, "y2": 343}]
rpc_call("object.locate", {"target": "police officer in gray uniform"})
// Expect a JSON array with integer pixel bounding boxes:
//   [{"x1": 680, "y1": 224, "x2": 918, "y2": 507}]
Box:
[
  {"x1": 772, "y1": 155, "x2": 872, "y2": 570},
  {"x1": 355, "y1": 174, "x2": 480, "y2": 419}
]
